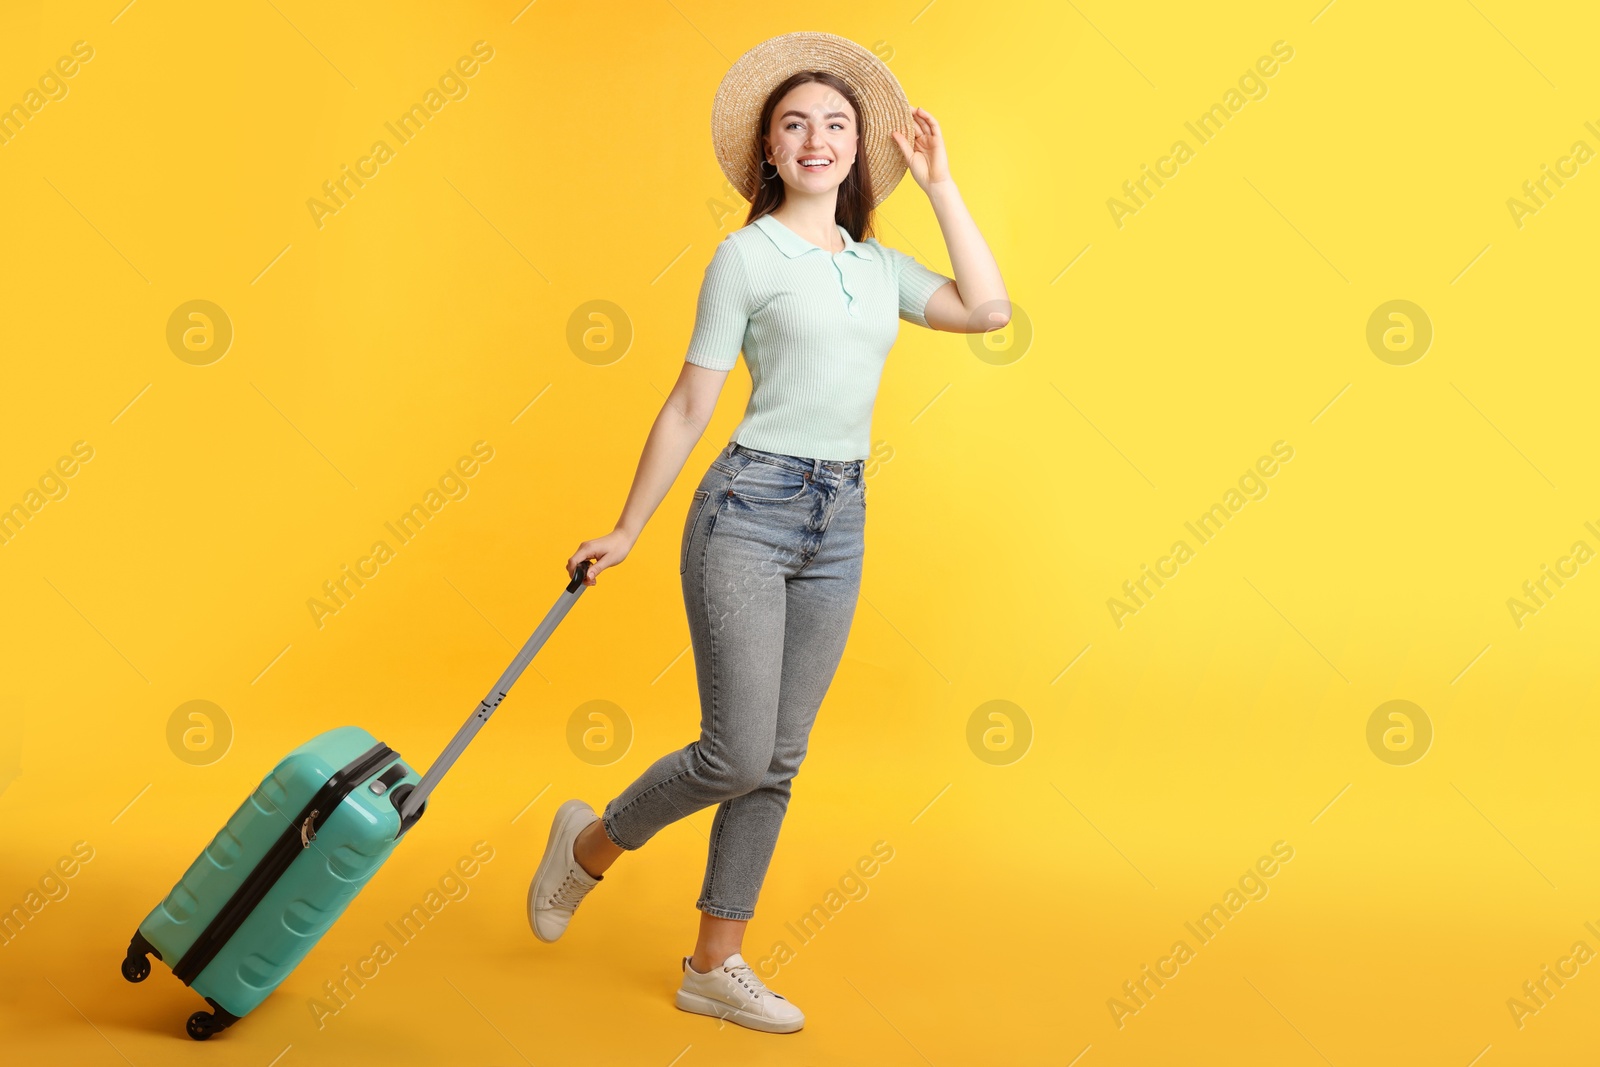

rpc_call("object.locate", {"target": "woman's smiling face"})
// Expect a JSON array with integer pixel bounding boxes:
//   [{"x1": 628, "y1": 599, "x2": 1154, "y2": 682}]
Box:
[{"x1": 764, "y1": 81, "x2": 858, "y2": 193}]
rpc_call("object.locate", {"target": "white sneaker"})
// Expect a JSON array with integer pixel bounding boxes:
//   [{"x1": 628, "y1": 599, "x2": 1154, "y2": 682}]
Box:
[
  {"x1": 527, "y1": 799, "x2": 603, "y2": 943},
  {"x1": 675, "y1": 952, "x2": 805, "y2": 1034}
]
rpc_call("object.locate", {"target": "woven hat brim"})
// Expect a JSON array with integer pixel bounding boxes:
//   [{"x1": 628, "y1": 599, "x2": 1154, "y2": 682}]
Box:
[{"x1": 711, "y1": 31, "x2": 912, "y2": 210}]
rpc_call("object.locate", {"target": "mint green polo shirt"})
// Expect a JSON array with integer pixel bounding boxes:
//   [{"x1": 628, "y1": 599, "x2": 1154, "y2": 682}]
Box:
[{"x1": 683, "y1": 212, "x2": 955, "y2": 462}]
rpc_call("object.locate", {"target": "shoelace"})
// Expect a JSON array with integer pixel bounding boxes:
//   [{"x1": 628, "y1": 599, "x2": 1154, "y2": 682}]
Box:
[
  {"x1": 548, "y1": 870, "x2": 595, "y2": 911},
  {"x1": 723, "y1": 960, "x2": 785, "y2": 1002}
]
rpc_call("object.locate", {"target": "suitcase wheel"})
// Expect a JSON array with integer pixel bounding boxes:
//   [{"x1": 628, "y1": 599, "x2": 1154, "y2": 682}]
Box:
[
  {"x1": 120, "y1": 955, "x2": 150, "y2": 983},
  {"x1": 120, "y1": 933, "x2": 158, "y2": 984},
  {"x1": 185, "y1": 999, "x2": 240, "y2": 1041}
]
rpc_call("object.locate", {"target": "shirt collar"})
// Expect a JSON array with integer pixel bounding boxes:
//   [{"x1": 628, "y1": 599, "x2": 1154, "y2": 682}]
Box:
[{"x1": 753, "y1": 214, "x2": 875, "y2": 261}]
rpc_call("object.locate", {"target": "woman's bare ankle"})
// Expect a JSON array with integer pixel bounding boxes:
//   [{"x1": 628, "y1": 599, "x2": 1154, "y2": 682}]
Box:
[
  {"x1": 689, "y1": 911, "x2": 748, "y2": 972},
  {"x1": 688, "y1": 950, "x2": 732, "y2": 973},
  {"x1": 573, "y1": 818, "x2": 622, "y2": 878}
]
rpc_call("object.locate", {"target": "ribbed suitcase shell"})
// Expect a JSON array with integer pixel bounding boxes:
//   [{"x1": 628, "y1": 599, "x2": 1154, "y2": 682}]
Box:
[{"x1": 136, "y1": 726, "x2": 419, "y2": 1019}]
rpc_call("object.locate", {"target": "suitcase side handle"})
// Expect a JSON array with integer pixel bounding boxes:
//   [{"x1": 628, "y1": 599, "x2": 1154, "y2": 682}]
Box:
[{"x1": 398, "y1": 560, "x2": 593, "y2": 826}]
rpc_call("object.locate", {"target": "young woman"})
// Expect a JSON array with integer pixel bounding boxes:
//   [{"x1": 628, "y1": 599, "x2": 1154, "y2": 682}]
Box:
[{"x1": 527, "y1": 31, "x2": 1008, "y2": 1034}]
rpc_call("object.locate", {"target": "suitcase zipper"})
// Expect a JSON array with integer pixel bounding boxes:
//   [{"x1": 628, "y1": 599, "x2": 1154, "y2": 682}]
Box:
[{"x1": 172, "y1": 741, "x2": 397, "y2": 986}]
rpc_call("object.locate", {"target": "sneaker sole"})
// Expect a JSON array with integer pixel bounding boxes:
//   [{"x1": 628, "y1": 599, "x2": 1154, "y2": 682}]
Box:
[
  {"x1": 675, "y1": 990, "x2": 804, "y2": 1034},
  {"x1": 527, "y1": 799, "x2": 595, "y2": 944}
]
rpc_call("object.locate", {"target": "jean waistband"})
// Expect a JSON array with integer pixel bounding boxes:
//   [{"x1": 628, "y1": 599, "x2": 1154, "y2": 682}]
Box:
[{"x1": 727, "y1": 442, "x2": 863, "y2": 478}]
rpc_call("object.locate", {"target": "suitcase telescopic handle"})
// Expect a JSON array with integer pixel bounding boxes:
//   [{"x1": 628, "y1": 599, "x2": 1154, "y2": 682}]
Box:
[{"x1": 398, "y1": 559, "x2": 593, "y2": 823}]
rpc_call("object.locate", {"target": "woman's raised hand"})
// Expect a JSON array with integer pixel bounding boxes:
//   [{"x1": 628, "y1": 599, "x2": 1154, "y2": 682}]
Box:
[
  {"x1": 890, "y1": 106, "x2": 951, "y2": 190},
  {"x1": 567, "y1": 529, "x2": 635, "y2": 587}
]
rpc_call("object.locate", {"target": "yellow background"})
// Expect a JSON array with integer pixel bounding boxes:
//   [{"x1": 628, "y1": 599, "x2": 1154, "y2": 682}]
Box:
[{"x1": 2, "y1": 1, "x2": 1597, "y2": 1064}]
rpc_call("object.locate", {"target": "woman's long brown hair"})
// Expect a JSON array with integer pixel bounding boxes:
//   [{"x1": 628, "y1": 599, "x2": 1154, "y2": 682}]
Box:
[{"x1": 745, "y1": 71, "x2": 877, "y2": 241}]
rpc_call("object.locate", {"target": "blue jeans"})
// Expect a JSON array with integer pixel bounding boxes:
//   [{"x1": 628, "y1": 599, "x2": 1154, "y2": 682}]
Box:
[{"x1": 600, "y1": 442, "x2": 867, "y2": 920}]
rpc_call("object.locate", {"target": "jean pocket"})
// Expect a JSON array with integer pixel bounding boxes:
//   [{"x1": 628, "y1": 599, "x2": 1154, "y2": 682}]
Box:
[
  {"x1": 681, "y1": 489, "x2": 711, "y2": 574},
  {"x1": 727, "y1": 460, "x2": 810, "y2": 503}
]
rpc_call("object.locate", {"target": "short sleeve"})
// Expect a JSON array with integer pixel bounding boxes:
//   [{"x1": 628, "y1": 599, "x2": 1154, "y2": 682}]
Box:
[
  {"x1": 866, "y1": 238, "x2": 954, "y2": 329},
  {"x1": 683, "y1": 237, "x2": 752, "y2": 371}
]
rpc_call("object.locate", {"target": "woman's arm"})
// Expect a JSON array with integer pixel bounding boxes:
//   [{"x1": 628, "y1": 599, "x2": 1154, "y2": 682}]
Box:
[
  {"x1": 566, "y1": 362, "x2": 730, "y2": 586},
  {"x1": 891, "y1": 107, "x2": 1010, "y2": 334}
]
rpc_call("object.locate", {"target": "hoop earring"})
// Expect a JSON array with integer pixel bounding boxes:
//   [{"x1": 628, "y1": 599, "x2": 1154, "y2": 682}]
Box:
[{"x1": 759, "y1": 159, "x2": 779, "y2": 181}]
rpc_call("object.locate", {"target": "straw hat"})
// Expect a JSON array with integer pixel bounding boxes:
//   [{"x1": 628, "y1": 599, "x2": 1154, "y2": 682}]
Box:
[{"x1": 710, "y1": 31, "x2": 913, "y2": 209}]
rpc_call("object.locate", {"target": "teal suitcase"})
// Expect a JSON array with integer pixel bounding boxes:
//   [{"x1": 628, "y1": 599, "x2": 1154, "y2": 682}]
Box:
[{"x1": 122, "y1": 561, "x2": 592, "y2": 1039}]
